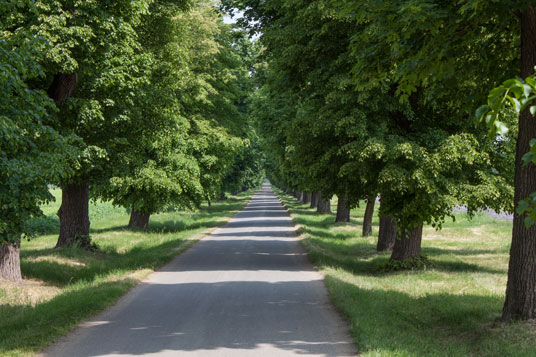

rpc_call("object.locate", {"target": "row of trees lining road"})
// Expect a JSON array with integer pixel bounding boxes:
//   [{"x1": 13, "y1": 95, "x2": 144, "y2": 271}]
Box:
[
  {"x1": 222, "y1": 0, "x2": 536, "y2": 320},
  {"x1": 0, "y1": 1, "x2": 264, "y2": 282}
]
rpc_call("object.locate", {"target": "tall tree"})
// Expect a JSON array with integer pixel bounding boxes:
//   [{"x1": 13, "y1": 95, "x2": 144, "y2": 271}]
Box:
[
  {"x1": 29, "y1": 0, "x2": 155, "y2": 247},
  {"x1": 0, "y1": 1, "x2": 75, "y2": 281},
  {"x1": 95, "y1": 0, "x2": 202, "y2": 231}
]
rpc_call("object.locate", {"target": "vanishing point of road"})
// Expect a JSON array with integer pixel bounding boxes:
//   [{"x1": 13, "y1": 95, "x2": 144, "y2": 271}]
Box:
[{"x1": 42, "y1": 183, "x2": 356, "y2": 356}]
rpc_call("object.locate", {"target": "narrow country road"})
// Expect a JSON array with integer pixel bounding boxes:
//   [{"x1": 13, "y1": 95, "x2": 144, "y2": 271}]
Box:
[{"x1": 41, "y1": 183, "x2": 356, "y2": 357}]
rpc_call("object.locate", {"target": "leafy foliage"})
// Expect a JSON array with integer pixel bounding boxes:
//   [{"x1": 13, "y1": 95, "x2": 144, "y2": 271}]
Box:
[
  {"x1": 0, "y1": 1, "x2": 76, "y2": 244},
  {"x1": 476, "y1": 74, "x2": 536, "y2": 227}
]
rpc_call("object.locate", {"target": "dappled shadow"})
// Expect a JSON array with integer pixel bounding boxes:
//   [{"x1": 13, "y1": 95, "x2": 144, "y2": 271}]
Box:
[
  {"x1": 156, "y1": 237, "x2": 309, "y2": 273},
  {"x1": 0, "y1": 278, "x2": 141, "y2": 355},
  {"x1": 275, "y1": 191, "x2": 505, "y2": 275},
  {"x1": 20, "y1": 186, "x2": 296, "y2": 286},
  {"x1": 20, "y1": 234, "x2": 192, "y2": 285},
  {"x1": 278, "y1": 195, "x2": 380, "y2": 229},
  {"x1": 302, "y1": 237, "x2": 505, "y2": 276},
  {"x1": 323, "y1": 275, "x2": 519, "y2": 356},
  {"x1": 32, "y1": 184, "x2": 356, "y2": 356},
  {"x1": 147, "y1": 218, "x2": 226, "y2": 233},
  {"x1": 432, "y1": 260, "x2": 505, "y2": 274},
  {"x1": 423, "y1": 246, "x2": 504, "y2": 257},
  {"x1": 40, "y1": 280, "x2": 355, "y2": 357}
]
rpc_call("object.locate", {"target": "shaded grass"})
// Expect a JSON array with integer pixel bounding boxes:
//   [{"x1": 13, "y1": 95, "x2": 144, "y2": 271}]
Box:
[
  {"x1": 274, "y1": 188, "x2": 536, "y2": 356},
  {"x1": 0, "y1": 189, "x2": 254, "y2": 357}
]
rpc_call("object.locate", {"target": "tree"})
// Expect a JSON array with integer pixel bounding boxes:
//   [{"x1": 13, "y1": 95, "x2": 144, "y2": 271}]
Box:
[
  {"x1": 377, "y1": 216, "x2": 397, "y2": 252},
  {"x1": 362, "y1": 198, "x2": 375, "y2": 237},
  {"x1": 336, "y1": 0, "x2": 530, "y2": 320},
  {"x1": 95, "y1": 0, "x2": 203, "y2": 231},
  {"x1": 329, "y1": 0, "x2": 515, "y2": 264},
  {"x1": 27, "y1": 0, "x2": 156, "y2": 247},
  {"x1": 179, "y1": 3, "x2": 253, "y2": 203},
  {"x1": 0, "y1": 1, "x2": 75, "y2": 281}
]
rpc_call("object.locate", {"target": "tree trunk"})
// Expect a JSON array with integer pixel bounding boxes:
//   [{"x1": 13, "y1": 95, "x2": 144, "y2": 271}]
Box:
[
  {"x1": 0, "y1": 241, "x2": 22, "y2": 282},
  {"x1": 310, "y1": 192, "x2": 318, "y2": 209},
  {"x1": 335, "y1": 195, "x2": 350, "y2": 223},
  {"x1": 317, "y1": 192, "x2": 332, "y2": 214},
  {"x1": 47, "y1": 73, "x2": 78, "y2": 103},
  {"x1": 362, "y1": 197, "x2": 376, "y2": 236},
  {"x1": 299, "y1": 192, "x2": 305, "y2": 201},
  {"x1": 377, "y1": 216, "x2": 397, "y2": 252},
  {"x1": 503, "y1": 5, "x2": 536, "y2": 321},
  {"x1": 390, "y1": 225, "x2": 423, "y2": 261},
  {"x1": 128, "y1": 209, "x2": 151, "y2": 232},
  {"x1": 56, "y1": 183, "x2": 90, "y2": 248},
  {"x1": 303, "y1": 192, "x2": 311, "y2": 204}
]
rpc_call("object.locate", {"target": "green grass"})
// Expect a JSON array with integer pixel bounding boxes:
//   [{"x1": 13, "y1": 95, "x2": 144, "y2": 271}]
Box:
[
  {"x1": 275, "y1": 188, "x2": 536, "y2": 356},
  {"x1": 0, "y1": 189, "x2": 254, "y2": 357}
]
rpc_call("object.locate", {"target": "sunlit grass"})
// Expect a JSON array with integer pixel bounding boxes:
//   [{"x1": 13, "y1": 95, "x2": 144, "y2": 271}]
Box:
[
  {"x1": 0, "y1": 189, "x2": 254, "y2": 357},
  {"x1": 275, "y1": 188, "x2": 535, "y2": 356}
]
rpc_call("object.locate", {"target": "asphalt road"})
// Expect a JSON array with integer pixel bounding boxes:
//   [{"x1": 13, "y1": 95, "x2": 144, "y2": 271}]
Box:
[{"x1": 41, "y1": 183, "x2": 356, "y2": 356}]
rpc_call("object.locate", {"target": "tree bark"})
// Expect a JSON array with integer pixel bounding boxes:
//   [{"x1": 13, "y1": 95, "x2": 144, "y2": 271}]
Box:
[
  {"x1": 310, "y1": 192, "x2": 318, "y2": 209},
  {"x1": 335, "y1": 195, "x2": 350, "y2": 223},
  {"x1": 128, "y1": 209, "x2": 151, "y2": 232},
  {"x1": 299, "y1": 192, "x2": 305, "y2": 202},
  {"x1": 47, "y1": 73, "x2": 78, "y2": 103},
  {"x1": 362, "y1": 197, "x2": 376, "y2": 236},
  {"x1": 377, "y1": 216, "x2": 397, "y2": 252},
  {"x1": 503, "y1": 4, "x2": 536, "y2": 321},
  {"x1": 317, "y1": 192, "x2": 332, "y2": 214},
  {"x1": 390, "y1": 225, "x2": 423, "y2": 261},
  {"x1": 0, "y1": 241, "x2": 22, "y2": 282},
  {"x1": 302, "y1": 192, "x2": 311, "y2": 204},
  {"x1": 56, "y1": 183, "x2": 90, "y2": 248}
]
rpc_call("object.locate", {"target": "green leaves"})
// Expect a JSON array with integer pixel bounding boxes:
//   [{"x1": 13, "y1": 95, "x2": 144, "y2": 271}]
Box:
[
  {"x1": 476, "y1": 74, "x2": 536, "y2": 137},
  {"x1": 0, "y1": 2, "x2": 76, "y2": 243},
  {"x1": 517, "y1": 192, "x2": 536, "y2": 228}
]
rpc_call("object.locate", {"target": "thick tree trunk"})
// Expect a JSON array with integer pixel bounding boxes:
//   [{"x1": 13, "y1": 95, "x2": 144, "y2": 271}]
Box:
[
  {"x1": 503, "y1": 5, "x2": 536, "y2": 321},
  {"x1": 47, "y1": 73, "x2": 78, "y2": 103},
  {"x1": 335, "y1": 195, "x2": 350, "y2": 223},
  {"x1": 56, "y1": 183, "x2": 90, "y2": 248},
  {"x1": 128, "y1": 209, "x2": 151, "y2": 232},
  {"x1": 310, "y1": 192, "x2": 319, "y2": 209},
  {"x1": 0, "y1": 241, "x2": 22, "y2": 282},
  {"x1": 302, "y1": 192, "x2": 311, "y2": 204},
  {"x1": 299, "y1": 192, "x2": 305, "y2": 201},
  {"x1": 362, "y1": 197, "x2": 376, "y2": 236},
  {"x1": 317, "y1": 192, "x2": 331, "y2": 214},
  {"x1": 390, "y1": 225, "x2": 423, "y2": 261},
  {"x1": 377, "y1": 216, "x2": 397, "y2": 252}
]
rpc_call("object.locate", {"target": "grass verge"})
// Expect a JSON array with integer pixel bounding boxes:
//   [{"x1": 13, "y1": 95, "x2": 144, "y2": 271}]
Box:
[
  {"x1": 0, "y1": 189, "x2": 254, "y2": 357},
  {"x1": 274, "y1": 188, "x2": 536, "y2": 356}
]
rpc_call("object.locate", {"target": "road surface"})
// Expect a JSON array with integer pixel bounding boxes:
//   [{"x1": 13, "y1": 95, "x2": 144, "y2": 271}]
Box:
[{"x1": 41, "y1": 183, "x2": 356, "y2": 356}]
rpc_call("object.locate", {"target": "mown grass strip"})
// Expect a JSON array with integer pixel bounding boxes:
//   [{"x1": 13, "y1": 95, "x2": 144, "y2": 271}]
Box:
[{"x1": 274, "y1": 188, "x2": 536, "y2": 357}]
